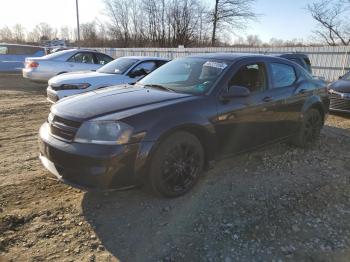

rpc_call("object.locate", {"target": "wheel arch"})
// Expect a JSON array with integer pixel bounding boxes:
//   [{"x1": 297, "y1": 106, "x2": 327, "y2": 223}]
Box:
[
  {"x1": 301, "y1": 95, "x2": 326, "y2": 123},
  {"x1": 133, "y1": 123, "x2": 217, "y2": 184}
]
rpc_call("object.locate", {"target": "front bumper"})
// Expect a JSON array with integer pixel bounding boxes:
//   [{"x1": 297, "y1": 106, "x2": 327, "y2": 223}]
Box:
[{"x1": 38, "y1": 124, "x2": 143, "y2": 189}]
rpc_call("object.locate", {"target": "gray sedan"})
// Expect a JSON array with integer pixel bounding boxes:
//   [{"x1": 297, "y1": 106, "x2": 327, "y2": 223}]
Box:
[
  {"x1": 46, "y1": 56, "x2": 169, "y2": 103},
  {"x1": 22, "y1": 49, "x2": 113, "y2": 82}
]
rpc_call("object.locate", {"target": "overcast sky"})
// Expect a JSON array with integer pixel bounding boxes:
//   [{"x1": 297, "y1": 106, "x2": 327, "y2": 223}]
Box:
[{"x1": 0, "y1": 0, "x2": 317, "y2": 42}]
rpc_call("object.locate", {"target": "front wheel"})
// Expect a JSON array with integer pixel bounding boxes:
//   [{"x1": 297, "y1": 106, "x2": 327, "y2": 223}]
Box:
[
  {"x1": 149, "y1": 131, "x2": 204, "y2": 198},
  {"x1": 291, "y1": 108, "x2": 323, "y2": 148}
]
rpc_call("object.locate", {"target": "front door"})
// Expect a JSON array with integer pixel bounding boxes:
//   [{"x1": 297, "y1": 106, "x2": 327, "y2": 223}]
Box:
[{"x1": 214, "y1": 60, "x2": 277, "y2": 155}]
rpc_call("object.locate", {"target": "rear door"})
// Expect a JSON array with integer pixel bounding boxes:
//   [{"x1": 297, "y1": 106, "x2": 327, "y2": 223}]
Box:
[{"x1": 265, "y1": 60, "x2": 302, "y2": 137}]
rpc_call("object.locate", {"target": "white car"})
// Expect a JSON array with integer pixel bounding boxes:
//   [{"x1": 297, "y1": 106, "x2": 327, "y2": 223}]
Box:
[
  {"x1": 46, "y1": 56, "x2": 169, "y2": 103},
  {"x1": 23, "y1": 49, "x2": 114, "y2": 82}
]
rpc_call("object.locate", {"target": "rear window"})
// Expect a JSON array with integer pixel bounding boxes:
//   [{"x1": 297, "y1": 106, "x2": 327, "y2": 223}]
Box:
[{"x1": 271, "y1": 63, "x2": 297, "y2": 88}]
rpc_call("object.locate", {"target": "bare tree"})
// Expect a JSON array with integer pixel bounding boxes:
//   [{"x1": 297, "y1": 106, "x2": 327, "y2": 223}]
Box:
[
  {"x1": 0, "y1": 26, "x2": 13, "y2": 42},
  {"x1": 307, "y1": 0, "x2": 350, "y2": 46},
  {"x1": 246, "y1": 34, "x2": 262, "y2": 46},
  {"x1": 12, "y1": 24, "x2": 26, "y2": 43},
  {"x1": 103, "y1": 0, "x2": 209, "y2": 47},
  {"x1": 209, "y1": 0, "x2": 258, "y2": 46},
  {"x1": 32, "y1": 23, "x2": 54, "y2": 42},
  {"x1": 60, "y1": 26, "x2": 71, "y2": 41}
]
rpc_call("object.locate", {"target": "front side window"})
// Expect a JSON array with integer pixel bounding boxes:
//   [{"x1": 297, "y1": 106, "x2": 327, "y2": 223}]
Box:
[
  {"x1": 0, "y1": 46, "x2": 8, "y2": 54},
  {"x1": 97, "y1": 57, "x2": 138, "y2": 74},
  {"x1": 68, "y1": 52, "x2": 94, "y2": 64},
  {"x1": 138, "y1": 57, "x2": 229, "y2": 94},
  {"x1": 130, "y1": 61, "x2": 157, "y2": 75},
  {"x1": 271, "y1": 63, "x2": 297, "y2": 88},
  {"x1": 230, "y1": 63, "x2": 267, "y2": 93}
]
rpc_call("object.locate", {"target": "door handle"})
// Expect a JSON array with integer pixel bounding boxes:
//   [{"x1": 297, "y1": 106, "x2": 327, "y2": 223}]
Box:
[{"x1": 262, "y1": 96, "x2": 272, "y2": 102}]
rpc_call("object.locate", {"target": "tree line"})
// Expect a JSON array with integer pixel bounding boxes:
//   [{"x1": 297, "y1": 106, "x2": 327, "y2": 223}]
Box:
[
  {"x1": 1, "y1": 0, "x2": 259, "y2": 47},
  {"x1": 1, "y1": 0, "x2": 349, "y2": 47}
]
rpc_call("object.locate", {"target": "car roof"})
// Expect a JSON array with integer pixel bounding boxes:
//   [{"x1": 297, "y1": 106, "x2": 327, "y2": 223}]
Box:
[
  {"x1": 0, "y1": 43, "x2": 44, "y2": 49},
  {"x1": 187, "y1": 52, "x2": 277, "y2": 61},
  {"x1": 274, "y1": 53, "x2": 309, "y2": 59}
]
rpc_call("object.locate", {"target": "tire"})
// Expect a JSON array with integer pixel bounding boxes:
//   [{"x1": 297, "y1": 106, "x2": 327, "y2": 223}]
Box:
[
  {"x1": 291, "y1": 108, "x2": 323, "y2": 148},
  {"x1": 149, "y1": 131, "x2": 204, "y2": 198}
]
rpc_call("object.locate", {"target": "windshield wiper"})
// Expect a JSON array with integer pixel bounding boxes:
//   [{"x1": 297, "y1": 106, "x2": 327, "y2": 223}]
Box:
[{"x1": 143, "y1": 84, "x2": 175, "y2": 92}]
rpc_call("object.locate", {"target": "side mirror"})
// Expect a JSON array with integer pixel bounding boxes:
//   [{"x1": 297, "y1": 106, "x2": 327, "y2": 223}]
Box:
[{"x1": 221, "y1": 85, "x2": 250, "y2": 100}]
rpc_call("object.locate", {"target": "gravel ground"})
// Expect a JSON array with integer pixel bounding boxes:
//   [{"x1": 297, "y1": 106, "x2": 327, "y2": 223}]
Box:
[{"x1": 0, "y1": 74, "x2": 350, "y2": 262}]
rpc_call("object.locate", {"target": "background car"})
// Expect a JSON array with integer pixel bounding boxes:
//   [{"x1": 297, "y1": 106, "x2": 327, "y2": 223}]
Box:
[
  {"x1": 46, "y1": 56, "x2": 169, "y2": 103},
  {"x1": 275, "y1": 53, "x2": 312, "y2": 74},
  {"x1": 39, "y1": 54, "x2": 329, "y2": 197},
  {"x1": 0, "y1": 43, "x2": 45, "y2": 73},
  {"x1": 328, "y1": 70, "x2": 350, "y2": 113},
  {"x1": 22, "y1": 49, "x2": 114, "y2": 82}
]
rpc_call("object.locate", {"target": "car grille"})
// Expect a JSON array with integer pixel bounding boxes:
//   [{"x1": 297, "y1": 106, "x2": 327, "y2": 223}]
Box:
[
  {"x1": 49, "y1": 114, "x2": 81, "y2": 142},
  {"x1": 329, "y1": 93, "x2": 350, "y2": 111}
]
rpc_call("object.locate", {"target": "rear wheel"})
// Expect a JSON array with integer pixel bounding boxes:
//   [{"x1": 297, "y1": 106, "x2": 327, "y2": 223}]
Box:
[
  {"x1": 149, "y1": 131, "x2": 204, "y2": 198},
  {"x1": 291, "y1": 108, "x2": 323, "y2": 148}
]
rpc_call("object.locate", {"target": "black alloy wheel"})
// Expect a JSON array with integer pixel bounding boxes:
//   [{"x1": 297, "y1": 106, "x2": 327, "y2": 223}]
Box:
[{"x1": 149, "y1": 131, "x2": 204, "y2": 198}]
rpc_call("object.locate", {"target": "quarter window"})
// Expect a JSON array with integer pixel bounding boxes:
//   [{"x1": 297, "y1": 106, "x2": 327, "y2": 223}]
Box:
[{"x1": 271, "y1": 63, "x2": 296, "y2": 88}]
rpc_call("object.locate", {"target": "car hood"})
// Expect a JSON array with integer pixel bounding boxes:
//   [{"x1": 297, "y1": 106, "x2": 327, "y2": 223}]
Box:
[
  {"x1": 329, "y1": 80, "x2": 350, "y2": 93},
  {"x1": 48, "y1": 71, "x2": 124, "y2": 86},
  {"x1": 52, "y1": 85, "x2": 192, "y2": 120}
]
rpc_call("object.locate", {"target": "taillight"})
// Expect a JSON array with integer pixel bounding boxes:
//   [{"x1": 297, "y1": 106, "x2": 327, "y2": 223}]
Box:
[{"x1": 26, "y1": 61, "x2": 39, "y2": 68}]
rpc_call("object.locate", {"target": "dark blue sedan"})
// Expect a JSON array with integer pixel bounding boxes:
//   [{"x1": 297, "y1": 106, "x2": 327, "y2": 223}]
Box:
[{"x1": 38, "y1": 53, "x2": 329, "y2": 197}]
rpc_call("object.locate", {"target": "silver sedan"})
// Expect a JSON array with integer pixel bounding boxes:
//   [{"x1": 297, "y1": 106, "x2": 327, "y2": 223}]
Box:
[{"x1": 22, "y1": 49, "x2": 113, "y2": 82}]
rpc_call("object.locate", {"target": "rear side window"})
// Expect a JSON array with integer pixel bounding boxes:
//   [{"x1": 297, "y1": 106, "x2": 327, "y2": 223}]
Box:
[{"x1": 270, "y1": 63, "x2": 296, "y2": 88}]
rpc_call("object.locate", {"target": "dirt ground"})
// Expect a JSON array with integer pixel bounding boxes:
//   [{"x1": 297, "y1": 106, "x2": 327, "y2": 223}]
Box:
[{"x1": 0, "y1": 74, "x2": 350, "y2": 262}]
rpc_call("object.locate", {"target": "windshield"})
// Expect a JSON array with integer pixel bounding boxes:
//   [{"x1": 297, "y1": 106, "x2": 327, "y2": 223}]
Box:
[
  {"x1": 138, "y1": 57, "x2": 229, "y2": 94},
  {"x1": 97, "y1": 57, "x2": 138, "y2": 74}
]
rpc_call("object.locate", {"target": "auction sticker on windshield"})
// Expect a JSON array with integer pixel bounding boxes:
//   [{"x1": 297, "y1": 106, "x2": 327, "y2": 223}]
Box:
[{"x1": 203, "y1": 61, "x2": 228, "y2": 69}]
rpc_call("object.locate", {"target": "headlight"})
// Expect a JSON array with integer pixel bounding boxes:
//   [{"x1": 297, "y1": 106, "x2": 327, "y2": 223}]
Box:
[
  {"x1": 74, "y1": 121, "x2": 133, "y2": 145},
  {"x1": 62, "y1": 83, "x2": 91, "y2": 89}
]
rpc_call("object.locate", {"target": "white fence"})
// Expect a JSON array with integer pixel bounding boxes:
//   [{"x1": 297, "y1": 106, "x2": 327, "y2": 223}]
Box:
[{"x1": 96, "y1": 46, "x2": 350, "y2": 82}]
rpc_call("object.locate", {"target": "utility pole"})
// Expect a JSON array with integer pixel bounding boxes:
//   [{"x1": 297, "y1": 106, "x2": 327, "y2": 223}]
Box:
[{"x1": 76, "y1": 0, "x2": 80, "y2": 48}]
